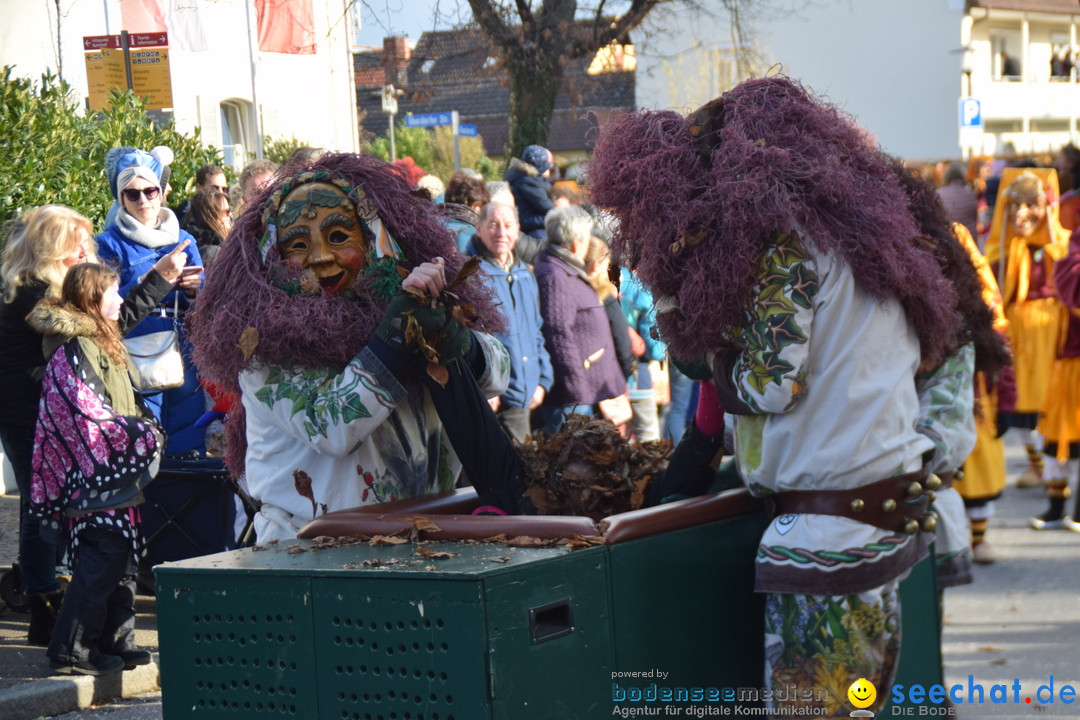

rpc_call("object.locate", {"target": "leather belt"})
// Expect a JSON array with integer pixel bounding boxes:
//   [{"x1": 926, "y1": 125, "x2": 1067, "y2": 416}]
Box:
[{"x1": 764, "y1": 467, "x2": 941, "y2": 535}]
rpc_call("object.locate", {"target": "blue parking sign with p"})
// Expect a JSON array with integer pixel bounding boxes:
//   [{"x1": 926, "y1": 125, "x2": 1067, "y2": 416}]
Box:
[{"x1": 959, "y1": 98, "x2": 982, "y2": 128}]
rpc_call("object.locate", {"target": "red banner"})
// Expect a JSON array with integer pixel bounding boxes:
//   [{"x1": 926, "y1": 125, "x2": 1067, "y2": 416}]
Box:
[
  {"x1": 120, "y1": 0, "x2": 167, "y2": 33},
  {"x1": 255, "y1": 0, "x2": 316, "y2": 55}
]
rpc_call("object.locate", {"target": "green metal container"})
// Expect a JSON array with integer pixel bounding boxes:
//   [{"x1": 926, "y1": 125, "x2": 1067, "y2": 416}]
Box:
[
  {"x1": 157, "y1": 541, "x2": 612, "y2": 719},
  {"x1": 156, "y1": 490, "x2": 940, "y2": 719}
]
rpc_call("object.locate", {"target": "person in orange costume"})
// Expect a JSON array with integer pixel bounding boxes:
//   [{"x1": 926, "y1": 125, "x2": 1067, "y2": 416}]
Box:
[
  {"x1": 983, "y1": 168, "x2": 1070, "y2": 490},
  {"x1": 1030, "y1": 224, "x2": 1080, "y2": 531},
  {"x1": 953, "y1": 224, "x2": 1011, "y2": 563}
]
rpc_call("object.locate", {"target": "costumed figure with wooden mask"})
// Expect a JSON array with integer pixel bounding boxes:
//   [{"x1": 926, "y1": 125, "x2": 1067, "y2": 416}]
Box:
[
  {"x1": 589, "y1": 77, "x2": 962, "y2": 716},
  {"x1": 983, "y1": 169, "x2": 1070, "y2": 494},
  {"x1": 188, "y1": 153, "x2": 533, "y2": 543}
]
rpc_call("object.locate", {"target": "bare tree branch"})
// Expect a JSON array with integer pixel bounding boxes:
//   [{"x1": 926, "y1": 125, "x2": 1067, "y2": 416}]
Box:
[{"x1": 466, "y1": 0, "x2": 517, "y2": 47}]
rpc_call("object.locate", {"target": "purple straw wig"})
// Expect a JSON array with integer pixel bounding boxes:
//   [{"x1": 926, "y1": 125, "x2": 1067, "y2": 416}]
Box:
[
  {"x1": 588, "y1": 76, "x2": 960, "y2": 366},
  {"x1": 187, "y1": 152, "x2": 502, "y2": 475}
]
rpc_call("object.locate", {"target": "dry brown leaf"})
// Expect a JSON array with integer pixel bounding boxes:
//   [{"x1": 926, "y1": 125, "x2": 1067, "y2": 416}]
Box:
[
  {"x1": 977, "y1": 645, "x2": 1002, "y2": 652},
  {"x1": 237, "y1": 327, "x2": 259, "y2": 363},
  {"x1": 448, "y1": 256, "x2": 481, "y2": 291},
  {"x1": 504, "y1": 535, "x2": 549, "y2": 548},
  {"x1": 563, "y1": 533, "x2": 606, "y2": 549},
  {"x1": 630, "y1": 477, "x2": 650, "y2": 511},
  {"x1": 424, "y1": 565, "x2": 437, "y2": 571},
  {"x1": 406, "y1": 516, "x2": 443, "y2": 533},
  {"x1": 361, "y1": 559, "x2": 382, "y2": 567},
  {"x1": 293, "y1": 469, "x2": 317, "y2": 518},
  {"x1": 990, "y1": 658, "x2": 1007, "y2": 665},
  {"x1": 426, "y1": 362, "x2": 449, "y2": 387},
  {"x1": 368, "y1": 535, "x2": 409, "y2": 546},
  {"x1": 416, "y1": 546, "x2": 457, "y2": 560},
  {"x1": 487, "y1": 556, "x2": 511, "y2": 563}
]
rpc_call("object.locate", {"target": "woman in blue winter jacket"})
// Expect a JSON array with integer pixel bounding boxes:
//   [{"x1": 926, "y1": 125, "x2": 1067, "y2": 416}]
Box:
[{"x1": 95, "y1": 147, "x2": 205, "y2": 455}]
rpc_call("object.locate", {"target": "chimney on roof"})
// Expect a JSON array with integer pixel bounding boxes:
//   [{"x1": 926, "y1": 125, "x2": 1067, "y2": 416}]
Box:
[{"x1": 383, "y1": 36, "x2": 411, "y2": 88}]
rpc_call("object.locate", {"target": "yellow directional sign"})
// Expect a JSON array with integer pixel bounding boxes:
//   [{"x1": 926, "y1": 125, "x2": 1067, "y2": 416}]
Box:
[
  {"x1": 85, "y1": 49, "x2": 127, "y2": 111},
  {"x1": 129, "y1": 48, "x2": 173, "y2": 109}
]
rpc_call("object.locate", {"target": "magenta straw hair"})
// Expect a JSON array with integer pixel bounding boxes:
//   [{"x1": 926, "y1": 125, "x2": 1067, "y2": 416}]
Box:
[{"x1": 589, "y1": 76, "x2": 959, "y2": 366}]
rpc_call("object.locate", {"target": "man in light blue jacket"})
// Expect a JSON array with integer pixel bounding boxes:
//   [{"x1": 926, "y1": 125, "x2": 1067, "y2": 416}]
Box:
[{"x1": 470, "y1": 202, "x2": 553, "y2": 441}]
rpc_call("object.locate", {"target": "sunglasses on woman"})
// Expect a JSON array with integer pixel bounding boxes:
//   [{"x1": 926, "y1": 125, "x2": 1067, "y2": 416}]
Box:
[{"x1": 121, "y1": 186, "x2": 161, "y2": 202}]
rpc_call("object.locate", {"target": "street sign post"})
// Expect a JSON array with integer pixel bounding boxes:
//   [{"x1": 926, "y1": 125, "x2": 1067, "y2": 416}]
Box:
[
  {"x1": 958, "y1": 97, "x2": 983, "y2": 160},
  {"x1": 83, "y1": 31, "x2": 172, "y2": 111},
  {"x1": 958, "y1": 97, "x2": 983, "y2": 128},
  {"x1": 403, "y1": 111, "x2": 476, "y2": 170},
  {"x1": 404, "y1": 111, "x2": 454, "y2": 128}
]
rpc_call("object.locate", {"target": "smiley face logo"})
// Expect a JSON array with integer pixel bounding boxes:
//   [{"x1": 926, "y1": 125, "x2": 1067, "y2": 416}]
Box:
[{"x1": 847, "y1": 678, "x2": 877, "y2": 709}]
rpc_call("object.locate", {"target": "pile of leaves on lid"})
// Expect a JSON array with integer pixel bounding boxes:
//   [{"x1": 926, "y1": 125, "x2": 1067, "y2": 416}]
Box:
[{"x1": 518, "y1": 414, "x2": 674, "y2": 521}]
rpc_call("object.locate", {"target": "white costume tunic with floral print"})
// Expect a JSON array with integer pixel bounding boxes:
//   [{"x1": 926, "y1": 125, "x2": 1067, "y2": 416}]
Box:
[
  {"x1": 726, "y1": 230, "x2": 934, "y2": 596},
  {"x1": 241, "y1": 333, "x2": 510, "y2": 542}
]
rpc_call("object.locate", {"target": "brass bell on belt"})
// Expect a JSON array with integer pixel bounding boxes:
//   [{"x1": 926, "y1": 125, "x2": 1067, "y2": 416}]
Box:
[
  {"x1": 881, "y1": 499, "x2": 897, "y2": 513},
  {"x1": 850, "y1": 498, "x2": 865, "y2": 513},
  {"x1": 907, "y1": 482, "x2": 923, "y2": 498},
  {"x1": 925, "y1": 474, "x2": 942, "y2": 491},
  {"x1": 921, "y1": 512, "x2": 938, "y2": 533}
]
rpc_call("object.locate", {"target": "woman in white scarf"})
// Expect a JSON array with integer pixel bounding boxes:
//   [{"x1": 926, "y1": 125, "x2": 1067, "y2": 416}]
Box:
[{"x1": 95, "y1": 154, "x2": 206, "y2": 455}]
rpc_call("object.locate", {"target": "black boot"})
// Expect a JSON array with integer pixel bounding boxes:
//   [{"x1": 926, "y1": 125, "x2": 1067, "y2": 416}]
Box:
[
  {"x1": 27, "y1": 590, "x2": 63, "y2": 647},
  {"x1": 1066, "y1": 486, "x2": 1080, "y2": 533},
  {"x1": 1030, "y1": 479, "x2": 1069, "y2": 530}
]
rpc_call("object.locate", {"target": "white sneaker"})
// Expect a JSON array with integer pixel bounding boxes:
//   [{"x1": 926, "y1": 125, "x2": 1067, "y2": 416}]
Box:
[
  {"x1": 1015, "y1": 468, "x2": 1044, "y2": 488},
  {"x1": 1063, "y1": 517, "x2": 1080, "y2": 533},
  {"x1": 972, "y1": 541, "x2": 995, "y2": 564},
  {"x1": 1030, "y1": 514, "x2": 1066, "y2": 530}
]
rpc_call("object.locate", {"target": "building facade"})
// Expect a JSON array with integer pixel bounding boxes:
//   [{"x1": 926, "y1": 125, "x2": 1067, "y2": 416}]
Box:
[
  {"x1": 963, "y1": 0, "x2": 1080, "y2": 157},
  {"x1": 0, "y1": 0, "x2": 360, "y2": 167}
]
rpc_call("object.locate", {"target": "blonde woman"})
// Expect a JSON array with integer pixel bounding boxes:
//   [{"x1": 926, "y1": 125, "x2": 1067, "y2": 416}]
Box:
[{"x1": 0, "y1": 205, "x2": 187, "y2": 646}]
